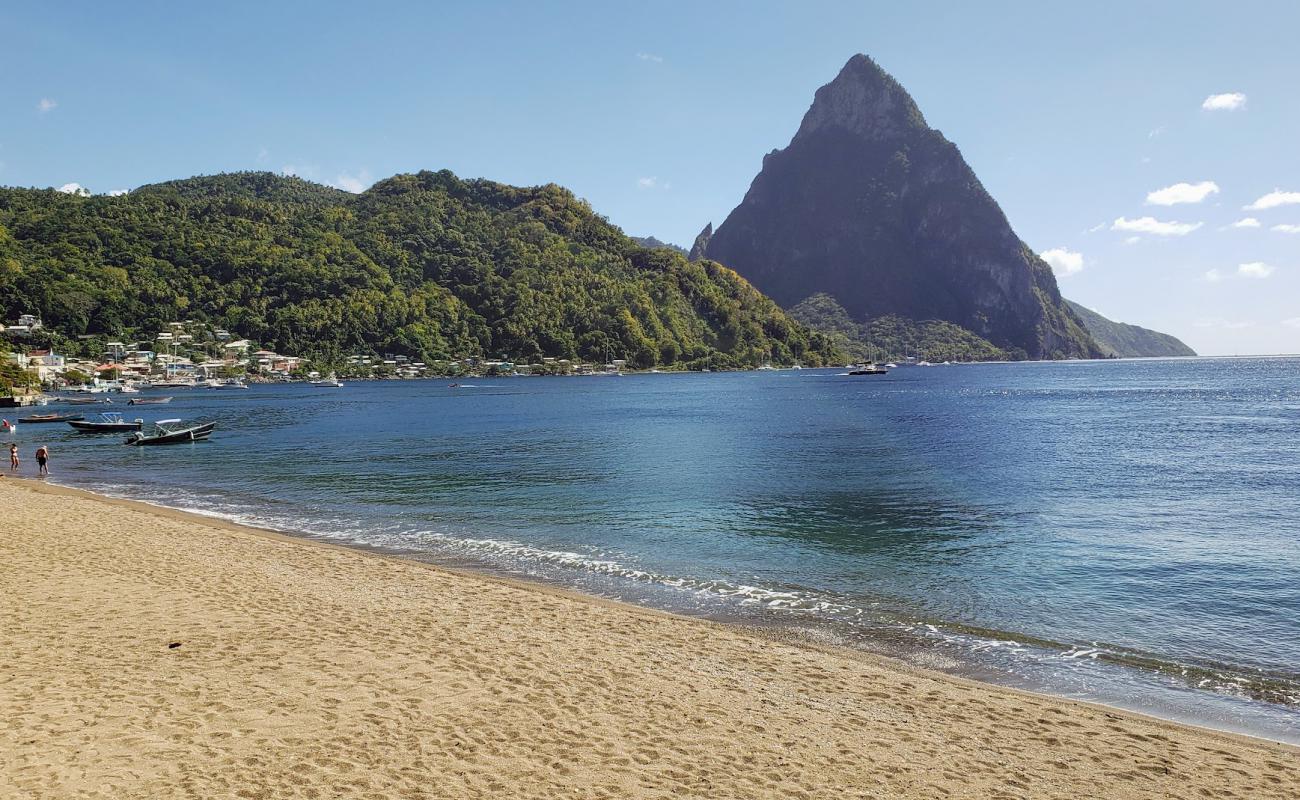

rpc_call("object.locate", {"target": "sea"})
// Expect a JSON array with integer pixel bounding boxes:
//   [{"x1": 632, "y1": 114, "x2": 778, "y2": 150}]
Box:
[{"x1": 13, "y1": 357, "x2": 1300, "y2": 744}]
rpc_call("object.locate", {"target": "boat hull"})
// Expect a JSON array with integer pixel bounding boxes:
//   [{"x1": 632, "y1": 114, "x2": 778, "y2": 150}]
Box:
[
  {"x1": 68, "y1": 421, "x2": 143, "y2": 432},
  {"x1": 124, "y1": 422, "x2": 216, "y2": 446}
]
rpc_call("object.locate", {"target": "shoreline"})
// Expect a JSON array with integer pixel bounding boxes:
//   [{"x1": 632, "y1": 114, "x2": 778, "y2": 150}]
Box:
[
  {"x1": 4, "y1": 477, "x2": 1297, "y2": 797},
  {"x1": 19, "y1": 473, "x2": 1300, "y2": 746}
]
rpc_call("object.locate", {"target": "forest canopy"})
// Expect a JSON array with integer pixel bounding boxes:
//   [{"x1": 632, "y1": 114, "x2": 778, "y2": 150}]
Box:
[{"x1": 0, "y1": 171, "x2": 840, "y2": 370}]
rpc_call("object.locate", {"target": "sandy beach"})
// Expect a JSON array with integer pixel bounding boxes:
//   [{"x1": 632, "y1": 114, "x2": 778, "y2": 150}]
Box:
[{"x1": 2, "y1": 479, "x2": 1296, "y2": 799}]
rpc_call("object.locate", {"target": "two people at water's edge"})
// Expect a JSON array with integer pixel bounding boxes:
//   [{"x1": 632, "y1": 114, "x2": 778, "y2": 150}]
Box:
[{"x1": 6, "y1": 443, "x2": 48, "y2": 476}]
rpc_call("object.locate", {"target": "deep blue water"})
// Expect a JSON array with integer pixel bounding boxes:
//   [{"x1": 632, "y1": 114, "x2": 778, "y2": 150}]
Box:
[{"x1": 12, "y1": 357, "x2": 1300, "y2": 743}]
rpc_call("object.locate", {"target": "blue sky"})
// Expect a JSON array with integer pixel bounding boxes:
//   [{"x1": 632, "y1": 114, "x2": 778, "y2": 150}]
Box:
[{"x1": 3, "y1": 1, "x2": 1297, "y2": 355}]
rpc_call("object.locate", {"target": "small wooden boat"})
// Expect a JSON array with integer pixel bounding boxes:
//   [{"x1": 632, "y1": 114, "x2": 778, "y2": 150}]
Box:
[
  {"x1": 124, "y1": 419, "x2": 216, "y2": 446},
  {"x1": 66, "y1": 397, "x2": 113, "y2": 405},
  {"x1": 128, "y1": 396, "x2": 173, "y2": 405},
  {"x1": 20, "y1": 413, "x2": 86, "y2": 423},
  {"x1": 69, "y1": 413, "x2": 144, "y2": 433}
]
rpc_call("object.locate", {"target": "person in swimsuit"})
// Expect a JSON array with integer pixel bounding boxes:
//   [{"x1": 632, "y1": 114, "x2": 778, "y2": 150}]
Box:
[
  {"x1": 8, "y1": 443, "x2": 17, "y2": 470},
  {"x1": 35, "y1": 445, "x2": 48, "y2": 476}
]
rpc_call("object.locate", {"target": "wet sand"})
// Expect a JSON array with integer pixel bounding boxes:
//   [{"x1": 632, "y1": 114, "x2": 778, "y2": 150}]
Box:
[{"x1": 2, "y1": 479, "x2": 1297, "y2": 798}]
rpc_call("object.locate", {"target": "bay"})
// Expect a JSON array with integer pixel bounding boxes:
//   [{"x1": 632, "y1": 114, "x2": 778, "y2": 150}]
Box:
[{"x1": 21, "y1": 356, "x2": 1300, "y2": 743}]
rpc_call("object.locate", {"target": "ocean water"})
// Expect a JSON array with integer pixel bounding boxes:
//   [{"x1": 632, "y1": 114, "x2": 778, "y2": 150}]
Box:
[{"x1": 15, "y1": 357, "x2": 1300, "y2": 743}]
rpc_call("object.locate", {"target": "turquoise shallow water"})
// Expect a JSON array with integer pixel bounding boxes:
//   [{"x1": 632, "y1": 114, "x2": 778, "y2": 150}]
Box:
[{"x1": 16, "y1": 356, "x2": 1300, "y2": 743}]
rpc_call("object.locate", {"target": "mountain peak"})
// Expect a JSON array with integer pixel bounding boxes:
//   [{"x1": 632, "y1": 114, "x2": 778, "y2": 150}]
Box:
[
  {"x1": 705, "y1": 55, "x2": 1102, "y2": 360},
  {"x1": 794, "y1": 54, "x2": 927, "y2": 143}
]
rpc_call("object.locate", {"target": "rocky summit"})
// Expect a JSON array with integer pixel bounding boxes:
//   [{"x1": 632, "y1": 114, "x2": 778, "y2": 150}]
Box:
[{"x1": 705, "y1": 54, "x2": 1102, "y2": 360}]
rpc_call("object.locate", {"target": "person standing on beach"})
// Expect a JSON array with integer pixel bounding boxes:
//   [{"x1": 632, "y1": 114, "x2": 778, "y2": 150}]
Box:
[
  {"x1": 34, "y1": 445, "x2": 48, "y2": 476},
  {"x1": 8, "y1": 443, "x2": 17, "y2": 471}
]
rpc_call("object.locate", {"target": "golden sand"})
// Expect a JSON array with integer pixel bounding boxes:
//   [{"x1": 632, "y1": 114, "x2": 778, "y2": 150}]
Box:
[{"x1": 2, "y1": 479, "x2": 1296, "y2": 799}]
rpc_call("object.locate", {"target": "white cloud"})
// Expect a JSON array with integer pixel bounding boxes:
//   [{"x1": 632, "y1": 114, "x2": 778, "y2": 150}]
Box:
[
  {"x1": 1146, "y1": 181, "x2": 1219, "y2": 206},
  {"x1": 1230, "y1": 217, "x2": 1261, "y2": 228},
  {"x1": 1282, "y1": 317, "x2": 1300, "y2": 329},
  {"x1": 57, "y1": 182, "x2": 90, "y2": 196},
  {"x1": 1271, "y1": 223, "x2": 1300, "y2": 234},
  {"x1": 1085, "y1": 221, "x2": 1106, "y2": 233},
  {"x1": 107, "y1": 189, "x2": 129, "y2": 197},
  {"x1": 334, "y1": 169, "x2": 374, "y2": 194},
  {"x1": 636, "y1": 176, "x2": 671, "y2": 191},
  {"x1": 280, "y1": 163, "x2": 319, "y2": 180},
  {"x1": 1202, "y1": 92, "x2": 1246, "y2": 111},
  {"x1": 1124, "y1": 236, "x2": 1141, "y2": 245},
  {"x1": 1039, "y1": 247, "x2": 1084, "y2": 277},
  {"x1": 636, "y1": 52, "x2": 664, "y2": 63},
  {"x1": 1206, "y1": 263, "x2": 1279, "y2": 282},
  {"x1": 1237, "y1": 262, "x2": 1275, "y2": 279},
  {"x1": 1148, "y1": 126, "x2": 1165, "y2": 139},
  {"x1": 1111, "y1": 216, "x2": 1202, "y2": 236},
  {"x1": 37, "y1": 98, "x2": 57, "y2": 113},
  {"x1": 1244, "y1": 190, "x2": 1300, "y2": 210}
]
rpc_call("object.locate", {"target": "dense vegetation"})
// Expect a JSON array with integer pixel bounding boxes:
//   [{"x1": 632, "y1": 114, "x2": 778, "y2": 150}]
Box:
[
  {"x1": 0, "y1": 340, "x2": 37, "y2": 394},
  {"x1": 629, "y1": 236, "x2": 687, "y2": 256},
  {"x1": 0, "y1": 171, "x2": 840, "y2": 370},
  {"x1": 789, "y1": 293, "x2": 1007, "y2": 362},
  {"x1": 1064, "y1": 301, "x2": 1195, "y2": 358}
]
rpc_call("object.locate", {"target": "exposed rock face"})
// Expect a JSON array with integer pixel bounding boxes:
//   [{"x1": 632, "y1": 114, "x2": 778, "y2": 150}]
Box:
[
  {"x1": 688, "y1": 223, "x2": 712, "y2": 262},
  {"x1": 1064, "y1": 301, "x2": 1196, "y2": 358},
  {"x1": 705, "y1": 54, "x2": 1101, "y2": 359}
]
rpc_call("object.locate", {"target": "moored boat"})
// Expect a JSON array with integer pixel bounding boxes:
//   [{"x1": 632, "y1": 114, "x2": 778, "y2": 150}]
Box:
[
  {"x1": 128, "y1": 396, "x2": 173, "y2": 405},
  {"x1": 66, "y1": 397, "x2": 113, "y2": 406},
  {"x1": 20, "y1": 412, "x2": 85, "y2": 423},
  {"x1": 124, "y1": 419, "x2": 216, "y2": 446},
  {"x1": 68, "y1": 412, "x2": 144, "y2": 433},
  {"x1": 847, "y1": 364, "x2": 889, "y2": 375}
]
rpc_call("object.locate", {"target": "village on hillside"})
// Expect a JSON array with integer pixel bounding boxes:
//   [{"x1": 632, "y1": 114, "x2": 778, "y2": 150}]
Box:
[{"x1": 1, "y1": 313, "x2": 631, "y2": 405}]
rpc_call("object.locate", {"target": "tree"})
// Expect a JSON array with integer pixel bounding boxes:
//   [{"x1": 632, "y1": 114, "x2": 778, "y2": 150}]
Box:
[{"x1": 0, "y1": 171, "x2": 842, "y2": 369}]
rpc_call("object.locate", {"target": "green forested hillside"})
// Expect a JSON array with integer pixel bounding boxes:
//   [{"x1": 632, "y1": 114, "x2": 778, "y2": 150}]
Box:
[
  {"x1": 0, "y1": 171, "x2": 839, "y2": 369},
  {"x1": 789, "y1": 293, "x2": 1007, "y2": 362},
  {"x1": 1063, "y1": 301, "x2": 1196, "y2": 358}
]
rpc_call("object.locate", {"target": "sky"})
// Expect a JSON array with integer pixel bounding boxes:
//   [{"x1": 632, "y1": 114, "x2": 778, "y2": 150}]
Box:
[{"x1": 2, "y1": 1, "x2": 1297, "y2": 355}]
